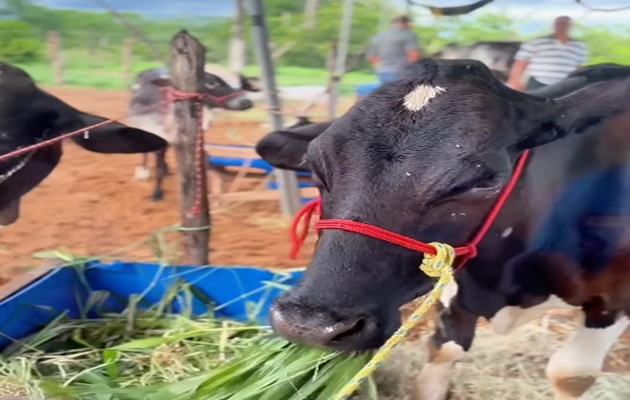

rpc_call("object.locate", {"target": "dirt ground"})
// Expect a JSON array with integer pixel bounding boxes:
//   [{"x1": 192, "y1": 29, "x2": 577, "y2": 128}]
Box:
[{"x1": 0, "y1": 86, "x2": 341, "y2": 285}]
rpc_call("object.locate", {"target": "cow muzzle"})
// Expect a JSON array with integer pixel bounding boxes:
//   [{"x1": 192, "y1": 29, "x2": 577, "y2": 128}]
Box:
[{"x1": 269, "y1": 296, "x2": 396, "y2": 351}]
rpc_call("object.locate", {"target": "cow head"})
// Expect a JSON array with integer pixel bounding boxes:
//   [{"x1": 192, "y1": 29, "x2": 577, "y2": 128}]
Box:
[
  {"x1": 203, "y1": 63, "x2": 262, "y2": 94},
  {"x1": 239, "y1": 74, "x2": 262, "y2": 93},
  {"x1": 147, "y1": 67, "x2": 253, "y2": 111},
  {"x1": 0, "y1": 63, "x2": 168, "y2": 226},
  {"x1": 266, "y1": 59, "x2": 630, "y2": 351}
]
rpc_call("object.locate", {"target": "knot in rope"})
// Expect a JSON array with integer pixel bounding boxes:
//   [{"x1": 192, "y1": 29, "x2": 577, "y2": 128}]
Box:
[{"x1": 420, "y1": 242, "x2": 455, "y2": 278}]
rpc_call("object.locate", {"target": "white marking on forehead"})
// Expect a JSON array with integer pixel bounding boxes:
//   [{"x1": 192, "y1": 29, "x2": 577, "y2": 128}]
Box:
[{"x1": 403, "y1": 85, "x2": 446, "y2": 112}]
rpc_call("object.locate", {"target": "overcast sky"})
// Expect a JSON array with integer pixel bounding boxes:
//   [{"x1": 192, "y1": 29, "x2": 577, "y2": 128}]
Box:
[{"x1": 30, "y1": 0, "x2": 630, "y2": 32}]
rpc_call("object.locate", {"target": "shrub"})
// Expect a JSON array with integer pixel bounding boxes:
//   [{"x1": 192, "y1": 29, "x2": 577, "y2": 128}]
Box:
[{"x1": 0, "y1": 20, "x2": 43, "y2": 62}]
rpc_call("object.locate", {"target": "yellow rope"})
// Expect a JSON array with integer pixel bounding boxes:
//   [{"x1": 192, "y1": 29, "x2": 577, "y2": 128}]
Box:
[{"x1": 331, "y1": 242, "x2": 456, "y2": 400}]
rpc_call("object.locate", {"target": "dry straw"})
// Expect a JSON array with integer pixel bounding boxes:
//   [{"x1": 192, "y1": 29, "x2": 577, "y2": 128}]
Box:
[{"x1": 359, "y1": 315, "x2": 630, "y2": 400}]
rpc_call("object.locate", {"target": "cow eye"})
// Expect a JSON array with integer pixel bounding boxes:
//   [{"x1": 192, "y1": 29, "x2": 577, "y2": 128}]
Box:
[
  {"x1": 205, "y1": 81, "x2": 219, "y2": 90},
  {"x1": 472, "y1": 173, "x2": 503, "y2": 192}
]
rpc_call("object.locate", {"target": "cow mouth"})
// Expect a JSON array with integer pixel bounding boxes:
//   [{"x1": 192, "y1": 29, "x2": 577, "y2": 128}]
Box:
[{"x1": 0, "y1": 150, "x2": 34, "y2": 185}]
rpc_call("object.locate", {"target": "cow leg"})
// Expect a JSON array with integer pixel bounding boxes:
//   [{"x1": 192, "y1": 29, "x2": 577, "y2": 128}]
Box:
[
  {"x1": 414, "y1": 296, "x2": 478, "y2": 400},
  {"x1": 151, "y1": 148, "x2": 168, "y2": 201},
  {"x1": 134, "y1": 152, "x2": 151, "y2": 181},
  {"x1": 162, "y1": 146, "x2": 171, "y2": 175},
  {"x1": 546, "y1": 315, "x2": 629, "y2": 400}
]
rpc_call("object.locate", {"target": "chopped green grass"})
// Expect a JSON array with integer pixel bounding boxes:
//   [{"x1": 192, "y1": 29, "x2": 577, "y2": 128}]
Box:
[{"x1": 0, "y1": 269, "x2": 377, "y2": 400}]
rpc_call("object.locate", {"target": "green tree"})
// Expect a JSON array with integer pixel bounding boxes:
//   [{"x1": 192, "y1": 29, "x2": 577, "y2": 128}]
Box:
[{"x1": 0, "y1": 20, "x2": 43, "y2": 62}]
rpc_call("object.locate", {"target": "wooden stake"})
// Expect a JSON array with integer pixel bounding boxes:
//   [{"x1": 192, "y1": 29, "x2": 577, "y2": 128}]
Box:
[
  {"x1": 169, "y1": 30, "x2": 210, "y2": 265},
  {"x1": 47, "y1": 31, "x2": 63, "y2": 85},
  {"x1": 122, "y1": 37, "x2": 134, "y2": 85}
]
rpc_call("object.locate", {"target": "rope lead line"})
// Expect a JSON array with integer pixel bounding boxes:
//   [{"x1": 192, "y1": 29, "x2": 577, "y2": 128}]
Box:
[{"x1": 332, "y1": 242, "x2": 455, "y2": 400}]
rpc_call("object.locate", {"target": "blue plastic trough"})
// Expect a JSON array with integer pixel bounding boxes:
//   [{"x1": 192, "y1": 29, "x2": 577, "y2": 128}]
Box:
[{"x1": 0, "y1": 262, "x2": 304, "y2": 351}]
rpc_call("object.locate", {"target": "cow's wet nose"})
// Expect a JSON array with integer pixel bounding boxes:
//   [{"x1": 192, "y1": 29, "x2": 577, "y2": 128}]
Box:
[
  {"x1": 226, "y1": 97, "x2": 253, "y2": 110},
  {"x1": 239, "y1": 98, "x2": 253, "y2": 109},
  {"x1": 270, "y1": 300, "x2": 376, "y2": 351}
]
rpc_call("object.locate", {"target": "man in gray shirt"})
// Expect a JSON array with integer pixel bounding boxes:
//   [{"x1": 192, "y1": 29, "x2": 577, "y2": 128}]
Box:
[{"x1": 366, "y1": 15, "x2": 422, "y2": 84}]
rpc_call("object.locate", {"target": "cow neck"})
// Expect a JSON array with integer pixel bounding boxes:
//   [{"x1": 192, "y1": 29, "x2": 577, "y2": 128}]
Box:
[{"x1": 289, "y1": 149, "x2": 531, "y2": 270}]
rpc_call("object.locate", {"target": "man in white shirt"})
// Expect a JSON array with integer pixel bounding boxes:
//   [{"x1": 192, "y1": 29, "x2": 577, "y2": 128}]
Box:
[{"x1": 507, "y1": 16, "x2": 588, "y2": 91}]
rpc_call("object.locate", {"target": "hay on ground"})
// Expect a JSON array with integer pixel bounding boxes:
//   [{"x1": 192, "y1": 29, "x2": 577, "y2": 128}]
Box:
[{"x1": 359, "y1": 315, "x2": 630, "y2": 400}]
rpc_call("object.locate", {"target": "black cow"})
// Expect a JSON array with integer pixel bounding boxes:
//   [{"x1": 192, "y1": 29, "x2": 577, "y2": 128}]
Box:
[
  {"x1": 257, "y1": 60, "x2": 630, "y2": 400},
  {"x1": 128, "y1": 67, "x2": 257, "y2": 201},
  {"x1": 432, "y1": 41, "x2": 521, "y2": 82},
  {"x1": 0, "y1": 63, "x2": 167, "y2": 226}
]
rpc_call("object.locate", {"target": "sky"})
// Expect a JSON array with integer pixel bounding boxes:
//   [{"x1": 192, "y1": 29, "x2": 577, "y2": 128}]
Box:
[{"x1": 29, "y1": 0, "x2": 630, "y2": 33}]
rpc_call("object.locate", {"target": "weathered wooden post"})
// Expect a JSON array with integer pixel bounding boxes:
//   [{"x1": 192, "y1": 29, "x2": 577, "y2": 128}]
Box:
[
  {"x1": 47, "y1": 31, "x2": 64, "y2": 85},
  {"x1": 328, "y1": 0, "x2": 354, "y2": 119},
  {"x1": 326, "y1": 41, "x2": 338, "y2": 120},
  {"x1": 169, "y1": 30, "x2": 210, "y2": 265},
  {"x1": 248, "y1": 0, "x2": 301, "y2": 216},
  {"x1": 122, "y1": 37, "x2": 134, "y2": 85}
]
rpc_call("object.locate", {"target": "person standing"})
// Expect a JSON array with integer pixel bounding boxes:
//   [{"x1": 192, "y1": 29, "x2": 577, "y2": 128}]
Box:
[
  {"x1": 366, "y1": 15, "x2": 422, "y2": 84},
  {"x1": 507, "y1": 16, "x2": 588, "y2": 91}
]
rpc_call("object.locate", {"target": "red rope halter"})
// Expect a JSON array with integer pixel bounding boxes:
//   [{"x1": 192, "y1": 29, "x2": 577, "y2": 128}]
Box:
[
  {"x1": 290, "y1": 149, "x2": 531, "y2": 269},
  {"x1": 158, "y1": 87, "x2": 245, "y2": 216}
]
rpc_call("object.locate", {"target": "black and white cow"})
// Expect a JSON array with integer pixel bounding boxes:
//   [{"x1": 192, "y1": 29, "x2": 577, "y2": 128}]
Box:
[
  {"x1": 256, "y1": 61, "x2": 630, "y2": 400},
  {"x1": 433, "y1": 41, "x2": 521, "y2": 82},
  {"x1": 0, "y1": 63, "x2": 167, "y2": 226},
  {"x1": 204, "y1": 63, "x2": 262, "y2": 94},
  {"x1": 128, "y1": 67, "x2": 259, "y2": 201}
]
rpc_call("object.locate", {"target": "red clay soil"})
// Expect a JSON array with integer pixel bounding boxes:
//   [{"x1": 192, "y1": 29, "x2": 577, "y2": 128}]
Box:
[{"x1": 0, "y1": 87, "x2": 327, "y2": 287}]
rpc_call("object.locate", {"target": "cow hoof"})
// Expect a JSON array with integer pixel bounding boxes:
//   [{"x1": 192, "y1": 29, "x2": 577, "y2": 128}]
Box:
[
  {"x1": 134, "y1": 166, "x2": 151, "y2": 181},
  {"x1": 150, "y1": 192, "x2": 164, "y2": 202}
]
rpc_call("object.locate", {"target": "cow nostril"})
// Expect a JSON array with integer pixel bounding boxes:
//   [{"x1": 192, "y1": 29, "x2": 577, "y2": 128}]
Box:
[
  {"x1": 329, "y1": 318, "x2": 366, "y2": 344},
  {"x1": 270, "y1": 305, "x2": 369, "y2": 348}
]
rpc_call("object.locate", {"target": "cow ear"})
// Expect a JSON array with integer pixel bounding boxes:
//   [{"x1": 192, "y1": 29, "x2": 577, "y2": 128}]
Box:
[
  {"x1": 239, "y1": 75, "x2": 261, "y2": 92},
  {"x1": 516, "y1": 77, "x2": 630, "y2": 150},
  {"x1": 68, "y1": 112, "x2": 168, "y2": 154},
  {"x1": 256, "y1": 121, "x2": 332, "y2": 171},
  {"x1": 256, "y1": 130, "x2": 311, "y2": 171}
]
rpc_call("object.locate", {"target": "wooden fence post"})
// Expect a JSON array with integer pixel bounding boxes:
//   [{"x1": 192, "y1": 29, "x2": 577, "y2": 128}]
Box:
[
  {"x1": 47, "y1": 31, "x2": 64, "y2": 85},
  {"x1": 122, "y1": 37, "x2": 134, "y2": 85},
  {"x1": 326, "y1": 41, "x2": 338, "y2": 120},
  {"x1": 169, "y1": 30, "x2": 210, "y2": 265}
]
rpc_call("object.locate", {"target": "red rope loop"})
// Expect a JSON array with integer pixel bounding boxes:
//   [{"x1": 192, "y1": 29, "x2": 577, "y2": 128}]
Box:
[
  {"x1": 289, "y1": 150, "x2": 531, "y2": 270},
  {"x1": 158, "y1": 87, "x2": 209, "y2": 216},
  {"x1": 289, "y1": 198, "x2": 321, "y2": 259}
]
